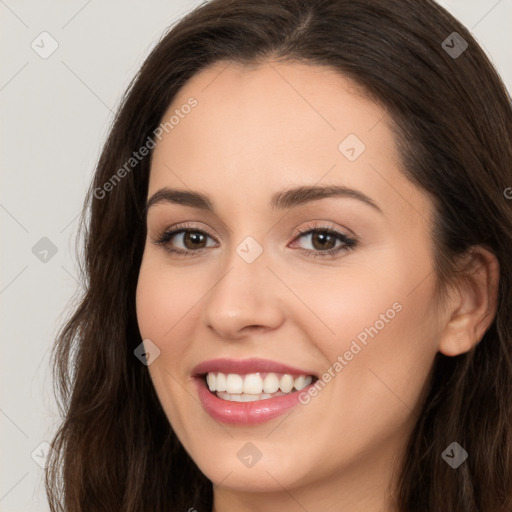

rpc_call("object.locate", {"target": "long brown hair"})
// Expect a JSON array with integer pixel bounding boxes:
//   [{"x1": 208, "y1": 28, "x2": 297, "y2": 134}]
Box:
[{"x1": 45, "y1": 0, "x2": 512, "y2": 510}]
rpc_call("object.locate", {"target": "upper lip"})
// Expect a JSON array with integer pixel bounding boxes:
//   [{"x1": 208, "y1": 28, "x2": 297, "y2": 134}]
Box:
[{"x1": 192, "y1": 357, "x2": 317, "y2": 378}]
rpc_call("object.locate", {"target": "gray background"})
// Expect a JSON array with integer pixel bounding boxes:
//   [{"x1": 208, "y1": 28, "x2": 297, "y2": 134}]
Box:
[{"x1": 1, "y1": 1, "x2": 511, "y2": 510}]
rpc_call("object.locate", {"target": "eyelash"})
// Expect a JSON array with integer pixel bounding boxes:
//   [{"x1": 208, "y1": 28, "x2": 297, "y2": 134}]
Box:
[{"x1": 152, "y1": 222, "x2": 358, "y2": 259}]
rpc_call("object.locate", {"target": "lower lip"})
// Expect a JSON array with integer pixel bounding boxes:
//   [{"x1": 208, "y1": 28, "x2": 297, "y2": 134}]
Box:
[{"x1": 194, "y1": 376, "x2": 315, "y2": 425}]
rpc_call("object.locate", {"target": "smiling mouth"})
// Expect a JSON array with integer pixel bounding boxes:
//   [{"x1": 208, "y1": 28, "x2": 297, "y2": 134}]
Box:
[{"x1": 201, "y1": 371, "x2": 318, "y2": 402}]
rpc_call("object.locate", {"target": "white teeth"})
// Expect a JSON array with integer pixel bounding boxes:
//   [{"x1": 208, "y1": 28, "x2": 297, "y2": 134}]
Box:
[
  {"x1": 206, "y1": 373, "x2": 217, "y2": 391},
  {"x1": 205, "y1": 371, "x2": 314, "y2": 397},
  {"x1": 263, "y1": 373, "x2": 279, "y2": 393},
  {"x1": 294, "y1": 375, "x2": 310, "y2": 391},
  {"x1": 236, "y1": 394, "x2": 251, "y2": 402},
  {"x1": 280, "y1": 374, "x2": 294, "y2": 393},
  {"x1": 225, "y1": 373, "x2": 244, "y2": 394},
  {"x1": 217, "y1": 391, "x2": 284, "y2": 402},
  {"x1": 216, "y1": 372, "x2": 226, "y2": 392},
  {"x1": 243, "y1": 373, "x2": 263, "y2": 394}
]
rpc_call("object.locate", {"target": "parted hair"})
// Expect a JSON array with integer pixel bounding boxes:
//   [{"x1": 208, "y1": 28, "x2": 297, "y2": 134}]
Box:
[{"x1": 45, "y1": 0, "x2": 512, "y2": 510}]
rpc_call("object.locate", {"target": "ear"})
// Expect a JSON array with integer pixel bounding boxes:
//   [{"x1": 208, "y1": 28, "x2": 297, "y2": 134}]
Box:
[{"x1": 438, "y1": 245, "x2": 500, "y2": 357}]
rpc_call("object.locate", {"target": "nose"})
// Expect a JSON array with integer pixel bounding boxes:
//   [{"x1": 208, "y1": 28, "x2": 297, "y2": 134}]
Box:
[{"x1": 200, "y1": 245, "x2": 285, "y2": 340}]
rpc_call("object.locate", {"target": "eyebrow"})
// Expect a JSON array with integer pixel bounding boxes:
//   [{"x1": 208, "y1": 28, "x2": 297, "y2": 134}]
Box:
[{"x1": 144, "y1": 184, "x2": 383, "y2": 215}]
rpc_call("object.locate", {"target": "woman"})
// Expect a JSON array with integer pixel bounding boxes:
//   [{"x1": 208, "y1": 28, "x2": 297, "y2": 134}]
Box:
[{"x1": 45, "y1": 0, "x2": 512, "y2": 510}]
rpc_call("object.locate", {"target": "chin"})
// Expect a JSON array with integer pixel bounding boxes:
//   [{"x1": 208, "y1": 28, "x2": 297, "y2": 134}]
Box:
[{"x1": 192, "y1": 446, "x2": 313, "y2": 492}]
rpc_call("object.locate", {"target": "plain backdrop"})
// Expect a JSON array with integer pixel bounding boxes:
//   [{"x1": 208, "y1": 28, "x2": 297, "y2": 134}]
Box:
[{"x1": 1, "y1": 1, "x2": 511, "y2": 510}]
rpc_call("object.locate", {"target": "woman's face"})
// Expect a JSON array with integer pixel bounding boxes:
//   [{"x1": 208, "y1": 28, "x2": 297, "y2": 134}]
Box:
[{"x1": 136, "y1": 60, "x2": 445, "y2": 496}]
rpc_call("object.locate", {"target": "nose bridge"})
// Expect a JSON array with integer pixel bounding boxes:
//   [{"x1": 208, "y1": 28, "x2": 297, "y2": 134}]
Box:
[{"x1": 200, "y1": 234, "x2": 284, "y2": 337}]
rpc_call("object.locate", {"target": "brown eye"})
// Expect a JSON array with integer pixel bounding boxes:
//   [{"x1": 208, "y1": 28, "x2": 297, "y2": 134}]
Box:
[
  {"x1": 290, "y1": 225, "x2": 358, "y2": 259},
  {"x1": 181, "y1": 231, "x2": 208, "y2": 250},
  {"x1": 309, "y1": 231, "x2": 337, "y2": 251},
  {"x1": 153, "y1": 227, "x2": 217, "y2": 256}
]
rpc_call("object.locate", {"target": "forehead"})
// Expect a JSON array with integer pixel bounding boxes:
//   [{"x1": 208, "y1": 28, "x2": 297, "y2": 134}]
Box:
[
  {"x1": 148, "y1": 60, "x2": 432, "y2": 225},
  {"x1": 154, "y1": 60, "x2": 389, "y2": 165}
]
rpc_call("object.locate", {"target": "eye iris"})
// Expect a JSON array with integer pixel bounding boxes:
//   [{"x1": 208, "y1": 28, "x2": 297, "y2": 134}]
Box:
[
  {"x1": 184, "y1": 231, "x2": 206, "y2": 249},
  {"x1": 312, "y1": 231, "x2": 335, "y2": 250}
]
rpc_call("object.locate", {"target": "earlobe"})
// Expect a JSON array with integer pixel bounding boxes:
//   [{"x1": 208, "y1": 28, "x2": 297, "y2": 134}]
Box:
[{"x1": 438, "y1": 246, "x2": 500, "y2": 357}]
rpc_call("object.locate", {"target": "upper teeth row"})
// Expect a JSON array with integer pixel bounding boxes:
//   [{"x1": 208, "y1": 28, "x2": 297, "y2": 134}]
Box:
[{"x1": 206, "y1": 372, "x2": 313, "y2": 394}]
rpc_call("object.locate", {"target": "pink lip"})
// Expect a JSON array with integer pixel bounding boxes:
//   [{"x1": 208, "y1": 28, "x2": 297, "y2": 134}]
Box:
[
  {"x1": 194, "y1": 376, "x2": 316, "y2": 425},
  {"x1": 192, "y1": 357, "x2": 317, "y2": 377},
  {"x1": 192, "y1": 358, "x2": 318, "y2": 425}
]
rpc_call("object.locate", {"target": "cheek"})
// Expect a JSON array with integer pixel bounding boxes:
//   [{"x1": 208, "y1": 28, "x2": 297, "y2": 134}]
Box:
[
  {"x1": 278, "y1": 252, "x2": 406, "y2": 354},
  {"x1": 135, "y1": 255, "x2": 193, "y2": 341},
  {"x1": 135, "y1": 256, "x2": 197, "y2": 430},
  {"x1": 290, "y1": 247, "x2": 439, "y2": 402},
  {"x1": 290, "y1": 272, "x2": 438, "y2": 464},
  {"x1": 135, "y1": 264, "x2": 164, "y2": 341}
]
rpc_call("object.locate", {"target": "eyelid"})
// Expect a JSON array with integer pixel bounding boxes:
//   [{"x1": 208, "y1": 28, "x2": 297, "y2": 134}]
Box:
[
  {"x1": 152, "y1": 220, "x2": 354, "y2": 241},
  {"x1": 291, "y1": 221, "x2": 357, "y2": 240},
  {"x1": 154, "y1": 221, "x2": 218, "y2": 240},
  {"x1": 288, "y1": 222, "x2": 358, "y2": 256},
  {"x1": 151, "y1": 220, "x2": 358, "y2": 258}
]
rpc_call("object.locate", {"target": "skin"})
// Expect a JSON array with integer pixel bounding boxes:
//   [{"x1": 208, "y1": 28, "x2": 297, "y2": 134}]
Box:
[{"x1": 135, "y1": 60, "x2": 499, "y2": 512}]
